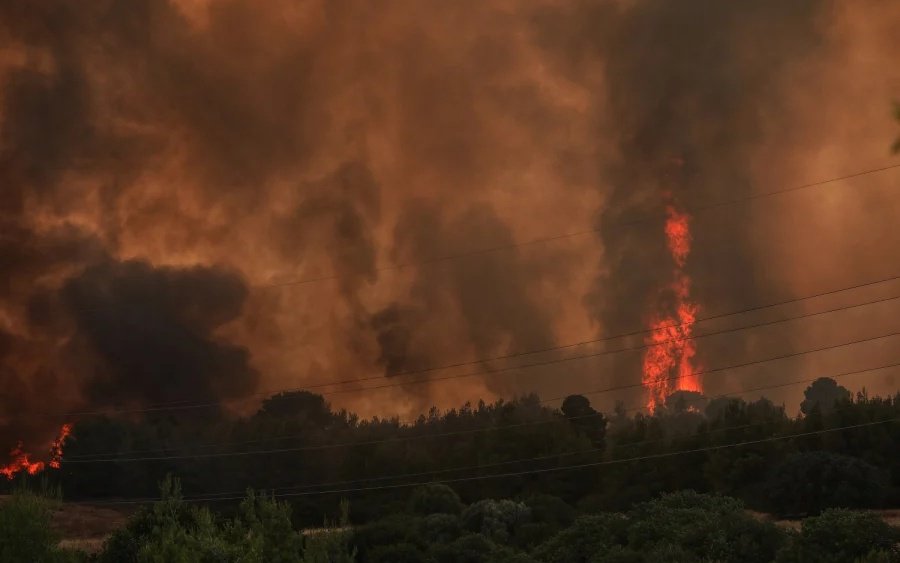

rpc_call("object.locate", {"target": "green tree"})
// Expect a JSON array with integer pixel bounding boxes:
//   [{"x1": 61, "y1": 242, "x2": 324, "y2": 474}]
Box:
[
  {"x1": 0, "y1": 487, "x2": 68, "y2": 563},
  {"x1": 625, "y1": 491, "x2": 784, "y2": 563},
  {"x1": 461, "y1": 499, "x2": 531, "y2": 543},
  {"x1": 763, "y1": 451, "x2": 886, "y2": 517},
  {"x1": 532, "y1": 513, "x2": 627, "y2": 563},
  {"x1": 775, "y1": 509, "x2": 900, "y2": 563},
  {"x1": 800, "y1": 378, "x2": 851, "y2": 415},
  {"x1": 409, "y1": 484, "x2": 464, "y2": 516}
]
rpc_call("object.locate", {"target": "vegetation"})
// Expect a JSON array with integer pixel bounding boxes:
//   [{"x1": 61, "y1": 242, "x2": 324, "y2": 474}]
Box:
[
  {"x1": 3, "y1": 378, "x2": 900, "y2": 561},
  {"x1": 5, "y1": 378, "x2": 891, "y2": 526},
  {"x1": 8, "y1": 484, "x2": 898, "y2": 562}
]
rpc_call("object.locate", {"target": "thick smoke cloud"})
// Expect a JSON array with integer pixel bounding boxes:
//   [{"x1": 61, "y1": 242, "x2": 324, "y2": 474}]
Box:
[
  {"x1": 58, "y1": 259, "x2": 257, "y2": 407},
  {"x1": 0, "y1": 0, "x2": 899, "y2": 458}
]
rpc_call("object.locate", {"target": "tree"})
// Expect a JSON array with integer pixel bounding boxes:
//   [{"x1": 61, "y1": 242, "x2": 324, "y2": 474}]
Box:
[
  {"x1": 664, "y1": 390, "x2": 707, "y2": 414},
  {"x1": 0, "y1": 488, "x2": 66, "y2": 563},
  {"x1": 532, "y1": 513, "x2": 627, "y2": 563},
  {"x1": 763, "y1": 452, "x2": 886, "y2": 517},
  {"x1": 800, "y1": 378, "x2": 851, "y2": 415},
  {"x1": 256, "y1": 391, "x2": 334, "y2": 425},
  {"x1": 626, "y1": 491, "x2": 785, "y2": 563},
  {"x1": 561, "y1": 395, "x2": 607, "y2": 447},
  {"x1": 461, "y1": 499, "x2": 531, "y2": 543},
  {"x1": 409, "y1": 484, "x2": 464, "y2": 516},
  {"x1": 775, "y1": 509, "x2": 900, "y2": 563}
]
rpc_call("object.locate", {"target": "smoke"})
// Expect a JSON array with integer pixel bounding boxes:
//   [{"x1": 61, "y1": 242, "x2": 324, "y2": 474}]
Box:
[{"x1": 1, "y1": 0, "x2": 899, "y2": 458}]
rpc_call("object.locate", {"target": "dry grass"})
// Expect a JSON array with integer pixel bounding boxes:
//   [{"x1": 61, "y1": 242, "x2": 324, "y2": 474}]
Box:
[
  {"x1": 51, "y1": 501, "x2": 132, "y2": 554},
  {"x1": 748, "y1": 508, "x2": 900, "y2": 531}
]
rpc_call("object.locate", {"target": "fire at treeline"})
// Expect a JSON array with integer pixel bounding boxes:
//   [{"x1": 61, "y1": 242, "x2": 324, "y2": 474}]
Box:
[{"x1": 3, "y1": 382, "x2": 900, "y2": 523}]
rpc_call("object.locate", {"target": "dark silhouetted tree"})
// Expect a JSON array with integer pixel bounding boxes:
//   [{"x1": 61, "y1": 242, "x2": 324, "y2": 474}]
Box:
[{"x1": 800, "y1": 378, "x2": 850, "y2": 415}]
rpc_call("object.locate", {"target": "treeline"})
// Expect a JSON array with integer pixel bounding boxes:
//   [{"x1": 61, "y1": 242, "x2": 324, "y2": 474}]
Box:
[
  {"x1": 3, "y1": 483, "x2": 899, "y2": 562},
  {"x1": 5, "y1": 378, "x2": 900, "y2": 525}
]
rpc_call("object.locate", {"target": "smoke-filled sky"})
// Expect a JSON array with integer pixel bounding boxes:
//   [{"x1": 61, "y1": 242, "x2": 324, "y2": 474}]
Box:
[{"x1": 1, "y1": 0, "x2": 899, "y2": 449}]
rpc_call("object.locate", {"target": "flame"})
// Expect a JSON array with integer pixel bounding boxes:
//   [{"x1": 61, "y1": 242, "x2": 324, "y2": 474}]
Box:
[
  {"x1": 642, "y1": 199, "x2": 703, "y2": 411},
  {"x1": 48, "y1": 423, "x2": 73, "y2": 470},
  {"x1": 1, "y1": 423, "x2": 72, "y2": 480},
  {"x1": 664, "y1": 206, "x2": 692, "y2": 268},
  {"x1": 0, "y1": 444, "x2": 45, "y2": 479}
]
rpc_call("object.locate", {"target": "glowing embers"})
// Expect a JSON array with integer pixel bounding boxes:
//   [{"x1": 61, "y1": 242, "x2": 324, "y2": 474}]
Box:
[
  {"x1": 642, "y1": 202, "x2": 703, "y2": 411},
  {"x1": 0, "y1": 423, "x2": 72, "y2": 480}
]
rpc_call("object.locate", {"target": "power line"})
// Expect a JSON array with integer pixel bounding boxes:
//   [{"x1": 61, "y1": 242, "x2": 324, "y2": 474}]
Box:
[
  {"x1": 43, "y1": 279, "x2": 900, "y2": 418},
  {"x1": 99, "y1": 363, "x2": 899, "y2": 497},
  {"x1": 87, "y1": 417, "x2": 899, "y2": 505},
  {"x1": 256, "y1": 272, "x2": 900, "y2": 392},
  {"x1": 58, "y1": 339, "x2": 900, "y2": 464},
  {"x1": 260, "y1": 163, "x2": 900, "y2": 288}
]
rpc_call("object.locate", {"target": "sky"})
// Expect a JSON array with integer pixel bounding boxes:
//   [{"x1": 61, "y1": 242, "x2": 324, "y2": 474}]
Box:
[{"x1": 1, "y1": 0, "x2": 899, "y2": 450}]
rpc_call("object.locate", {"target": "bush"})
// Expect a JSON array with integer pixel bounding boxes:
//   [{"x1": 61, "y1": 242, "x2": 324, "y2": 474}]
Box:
[
  {"x1": 533, "y1": 513, "x2": 627, "y2": 563},
  {"x1": 775, "y1": 509, "x2": 900, "y2": 563},
  {"x1": 0, "y1": 488, "x2": 66, "y2": 563},
  {"x1": 626, "y1": 491, "x2": 784, "y2": 563},
  {"x1": 350, "y1": 514, "x2": 422, "y2": 563},
  {"x1": 431, "y1": 533, "x2": 510, "y2": 563},
  {"x1": 409, "y1": 484, "x2": 464, "y2": 516},
  {"x1": 368, "y1": 542, "x2": 430, "y2": 563},
  {"x1": 461, "y1": 499, "x2": 531, "y2": 543},
  {"x1": 419, "y1": 513, "x2": 463, "y2": 544},
  {"x1": 763, "y1": 452, "x2": 886, "y2": 517},
  {"x1": 98, "y1": 477, "x2": 307, "y2": 563}
]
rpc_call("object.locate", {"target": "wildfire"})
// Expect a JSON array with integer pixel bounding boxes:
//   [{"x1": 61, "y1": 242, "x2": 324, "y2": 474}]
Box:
[
  {"x1": 0, "y1": 423, "x2": 73, "y2": 480},
  {"x1": 642, "y1": 198, "x2": 703, "y2": 411}
]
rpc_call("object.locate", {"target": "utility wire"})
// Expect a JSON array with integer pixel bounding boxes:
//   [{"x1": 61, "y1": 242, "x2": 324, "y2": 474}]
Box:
[
  {"x1": 105, "y1": 363, "x2": 899, "y2": 497},
  {"x1": 87, "y1": 417, "x2": 899, "y2": 505},
  {"x1": 256, "y1": 273, "x2": 900, "y2": 392},
  {"x1": 58, "y1": 334, "x2": 900, "y2": 464},
  {"x1": 260, "y1": 163, "x2": 900, "y2": 288},
  {"x1": 42, "y1": 278, "x2": 900, "y2": 418},
  {"x1": 63, "y1": 351, "x2": 900, "y2": 461}
]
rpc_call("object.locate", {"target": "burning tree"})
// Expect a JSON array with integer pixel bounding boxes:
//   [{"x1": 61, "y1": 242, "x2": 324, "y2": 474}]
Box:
[{"x1": 642, "y1": 196, "x2": 703, "y2": 412}]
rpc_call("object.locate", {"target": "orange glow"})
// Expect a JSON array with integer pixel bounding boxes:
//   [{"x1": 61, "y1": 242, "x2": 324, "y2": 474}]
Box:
[
  {"x1": 0, "y1": 444, "x2": 45, "y2": 479},
  {"x1": 642, "y1": 200, "x2": 703, "y2": 411},
  {"x1": 664, "y1": 205, "x2": 691, "y2": 268},
  {"x1": 1, "y1": 423, "x2": 73, "y2": 479},
  {"x1": 48, "y1": 423, "x2": 73, "y2": 470}
]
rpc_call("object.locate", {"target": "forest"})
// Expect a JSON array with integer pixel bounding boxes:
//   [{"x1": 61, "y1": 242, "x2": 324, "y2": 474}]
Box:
[{"x1": 2, "y1": 377, "x2": 899, "y2": 561}]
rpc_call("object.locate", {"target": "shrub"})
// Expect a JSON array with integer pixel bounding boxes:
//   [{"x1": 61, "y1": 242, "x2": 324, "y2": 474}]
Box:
[
  {"x1": 626, "y1": 491, "x2": 784, "y2": 563},
  {"x1": 431, "y1": 533, "x2": 509, "y2": 563},
  {"x1": 99, "y1": 477, "x2": 307, "y2": 563},
  {"x1": 461, "y1": 499, "x2": 531, "y2": 543},
  {"x1": 368, "y1": 542, "x2": 430, "y2": 563},
  {"x1": 763, "y1": 452, "x2": 886, "y2": 517},
  {"x1": 227, "y1": 490, "x2": 304, "y2": 561},
  {"x1": 532, "y1": 513, "x2": 627, "y2": 563},
  {"x1": 409, "y1": 484, "x2": 464, "y2": 516},
  {"x1": 350, "y1": 514, "x2": 422, "y2": 563},
  {"x1": 775, "y1": 509, "x2": 900, "y2": 563},
  {"x1": 419, "y1": 513, "x2": 463, "y2": 544},
  {"x1": 0, "y1": 488, "x2": 63, "y2": 563}
]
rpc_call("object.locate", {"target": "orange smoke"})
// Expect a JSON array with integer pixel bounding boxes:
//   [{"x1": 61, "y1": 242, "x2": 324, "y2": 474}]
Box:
[
  {"x1": 1, "y1": 423, "x2": 72, "y2": 480},
  {"x1": 642, "y1": 203, "x2": 703, "y2": 411}
]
